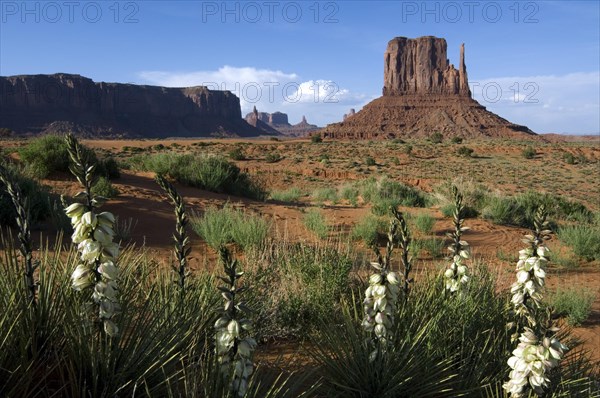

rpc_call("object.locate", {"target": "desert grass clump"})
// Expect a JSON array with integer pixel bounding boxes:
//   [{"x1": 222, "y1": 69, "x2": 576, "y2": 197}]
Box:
[
  {"x1": 551, "y1": 287, "x2": 595, "y2": 326},
  {"x1": 269, "y1": 187, "x2": 303, "y2": 203},
  {"x1": 215, "y1": 247, "x2": 257, "y2": 397},
  {"x1": 557, "y1": 224, "x2": 600, "y2": 261},
  {"x1": 129, "y1": 152, "x2": 267, "y2": 200},
  {"x1": 443, "y1": 187, "x2": 471, "y2": 294},
  {"x1": 311, "y1": 187, "x2": 338, "y2": 204},
  {"x1": 434, "y1": 177, "x2": 487, "y2": 218},
  {"x1": 191, "y1": 205, "x2": 271, "y2": 252},
  {"x1": 64, "y1": 134, "x2": 120, "y2": 336},
  {"x1": 503, "y1": 206, "x2": 568, "y2": 397},
  {"x1": 412, "y1": 212, "x2": 435, "y2": 235},
  {"x1": 350, "y1": 214, "x2": 384, "y2": 246},
  {"x1": 246, "y1": 241, "x2": 353, "y2": 340},
  {"x1": 522, "y1": 146, "x2": 536, "y2": 159},
  {"x1": 303, "y1": 208, "x2": 329, "y2": 239}
]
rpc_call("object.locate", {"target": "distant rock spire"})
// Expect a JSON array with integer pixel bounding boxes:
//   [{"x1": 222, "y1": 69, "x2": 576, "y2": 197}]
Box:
[{"x1": 459, "y1": 43, "x2": 470, "y2": 96}]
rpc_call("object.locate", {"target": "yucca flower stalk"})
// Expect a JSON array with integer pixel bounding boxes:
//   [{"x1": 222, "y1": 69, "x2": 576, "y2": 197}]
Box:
[
  {"x1": 444, "y1": 186, "x2": 470, "y2": 294},
  {"x1": 155, "y1": 174, "x2": 190, "y2": 292},
  {"x1": 215, "y1": 246, "x2": 256, "y2": 397},
  {"x1": 0, "y1": 164, "x2": 38, "y2": 306},
  {"x1": 64, "y1": 134, "x2": 120, "y2": 337},
  {"x1": 509, "y1": 206, "x2": 551, "y2": 328},
  {"x1": 504, "y1": 206, "x2": 568, "y2": 397},
  {"x1": 362, "y1": 208, "x2": 406, "y2": 360}
]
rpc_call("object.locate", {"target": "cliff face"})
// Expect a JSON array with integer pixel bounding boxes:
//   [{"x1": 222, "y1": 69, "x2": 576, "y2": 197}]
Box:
[
  {"x1": 0, "y1": 73, "x2": 262, "y2": 137},
  {"x1": 383, "y1": 36, "x2": 470, "y2": 96},
  {"x1": 321, "y1": 36, "x2": 534, "y2": 139}
]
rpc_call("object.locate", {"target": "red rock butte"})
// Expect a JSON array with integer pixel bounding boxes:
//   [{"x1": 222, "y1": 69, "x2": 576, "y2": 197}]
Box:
[{"x1": 321, "y1": 36, "x2": 535, "y2": 139}]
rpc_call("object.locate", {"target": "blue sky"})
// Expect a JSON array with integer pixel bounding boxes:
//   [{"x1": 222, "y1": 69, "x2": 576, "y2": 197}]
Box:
[{"x1": 1, "y1": 0, "x2": 599, "y2": 134}]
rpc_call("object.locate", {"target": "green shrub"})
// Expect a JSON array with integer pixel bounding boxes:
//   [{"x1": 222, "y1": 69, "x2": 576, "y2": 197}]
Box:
[
  {"x1": 91, "y1": 176, "x2": 119, "y2": 198},
  {"x1": 412, "y1": 212, "x2": 436, "y2": 235},
  {"x1": 451, "y1": 136, "x2": 463, "y2": 144},
  {"x1": 19, "y1": 135, "x2": 70, "y2": 178},
  {"x1": 311, "y1": 133, "x2": 323, "y2": 143},
  {"x1": 303, "y1": 209, "x2": 329, "y2": 239},
  {"x1": 365, "y1": 156, "x2": 376, "y2": 166},
  {"x1": 457, "y1": 146, "x2": 474, "y2": 157},
  {"x1": 269, "y1": 187, "x2": 303, "y2": 202},
  {"x1": 429, "y1": 132, "x2": 443, "y2": 143},
  {"x1": 228, "y1": 146, "x2": 246, "y2": 161},
  {"x1": 350, "y1": 214, "x2": 383, "y2": 246},
  {"x1": 558, "y1": 224, "x2": 600, "y2": 261},
  {"x1": 522, "y1": 146, "x2": 536, "y2": 159},
  {"x1": 551, "y1": 287, "x2": 595, "y2": 326},
  {"x1": 563, "y1": 152, "x2": 577, "y2": 164},
  {"x1": 0, "y1": 161, "x2": 51, "y2": 227},
  {"x1": 403, "y1": 144, "x2": 413, "y2": 156},
  {"x1": 340, "y1": 184, "x2": 359, "y2": 207},
  {"x1": 265, "y1": 152, "x2": 282, "y2": 163},
  {"x1": 98, "y1": 157, "x2": 121, "y2": 179},
  {"x1": 377, "y1": 178, "x2": 426, "y2": 208},
  {"x1": 129, "y1": 153, "x2": 266, "y2": 200}
]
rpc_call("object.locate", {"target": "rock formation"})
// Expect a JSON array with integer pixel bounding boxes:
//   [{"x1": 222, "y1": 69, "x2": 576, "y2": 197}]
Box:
[
  {"x1": 321, "y1": 36, "x2": 534, "y2": 139},
  {"x1": 244, "y1": 109, "x2": 319, "y2": 137},
  {"x1": 0, "y1": 73, "x2": 266, "y2": 137},
  {"x1": 244, "y1": 106, "x2": 282, "y2": 136},
  {"x1": 343, "y1": 109, "x2": 356, "y2": 121}
]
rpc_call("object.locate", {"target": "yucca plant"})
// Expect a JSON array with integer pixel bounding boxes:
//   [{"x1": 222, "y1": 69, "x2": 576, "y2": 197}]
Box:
[
  {"x1": 362, "y1": 209, "x2": 402, "y2": 359},
  {"x1": 64, "y1": 133, "x2": 120, "y2": 336},
  {"x1": 155, "y1": 174, "x2": 190, "y2": 292},
  {"x1": 310, "y1": 292, "x2": 458, "y2": 397},
  {"x1": 444, "y1": 186, "x2": 471, "y2": 294},
  {"x1": 503, "y1": 206, "x2": 568, "y2": 397}
]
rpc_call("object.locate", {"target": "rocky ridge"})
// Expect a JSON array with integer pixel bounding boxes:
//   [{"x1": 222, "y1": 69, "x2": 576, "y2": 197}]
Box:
[{"x1": 0, "y1": 73, "x2": 265, "y2": 137}]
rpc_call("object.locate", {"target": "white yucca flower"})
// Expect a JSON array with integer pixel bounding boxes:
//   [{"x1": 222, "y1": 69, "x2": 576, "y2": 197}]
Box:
[
  {"x1": 215, "y1": 247, "x2": 255, "y2": 397},
  {"x1": 67, "y1": 205, "x2": 120, "y2": 336},
  {"x1": 444, "y1": 186, "x2": 470, "y2": 294},
  {"x1": 509, "y1": 246, "x2": 548, "y2": 320},
  {"x1": 503, "y1": 328, "x2": 567, "y2": 397},
  {"x1": 504, "y1": 206, "x2": 566, "y2": 397},
  {"x1": 363, "y1": 266, "x2": 400, "y2": 361},
  {"x1": 65, "y1": 133, "x2": 120, "y2": 337}
]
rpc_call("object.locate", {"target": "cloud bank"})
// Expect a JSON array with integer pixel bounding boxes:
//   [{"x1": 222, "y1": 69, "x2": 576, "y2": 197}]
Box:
[{"x1": 138, "y1": 66, "x2": 369, "y2": 127}]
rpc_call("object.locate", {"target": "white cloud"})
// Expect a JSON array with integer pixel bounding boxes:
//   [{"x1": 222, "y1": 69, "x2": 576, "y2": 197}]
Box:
[
  {"x1": 470, "y1": 72, "x2": 599, "y2": 134},
  {"x1": 137, "y1": 66, "x2": 368, "y2": 126}
]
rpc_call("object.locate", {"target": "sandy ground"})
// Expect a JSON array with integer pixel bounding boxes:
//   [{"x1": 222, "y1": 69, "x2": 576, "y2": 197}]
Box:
[{"x1": 2, "y1": 136, "x2": 599, "y2": 364}]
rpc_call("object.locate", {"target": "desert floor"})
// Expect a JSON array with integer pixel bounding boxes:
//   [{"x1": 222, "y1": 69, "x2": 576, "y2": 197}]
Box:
[{"x1": 2, "y1": 135, "x2": 599, "y2": 365}]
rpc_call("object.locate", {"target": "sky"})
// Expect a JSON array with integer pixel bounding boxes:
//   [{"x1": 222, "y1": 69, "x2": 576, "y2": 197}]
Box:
[{"x1": 1, "y1": 0, "x2": 599, "y2": 134}]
